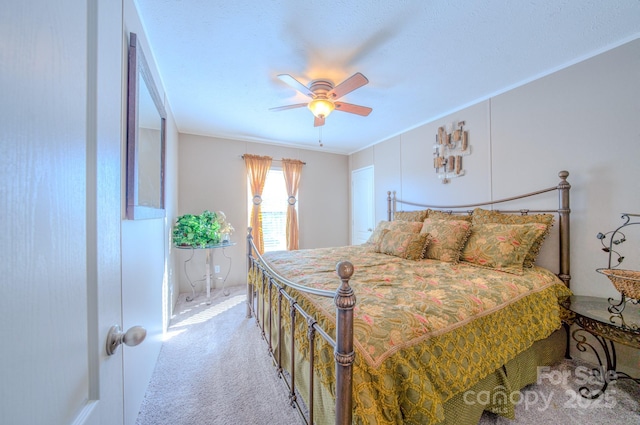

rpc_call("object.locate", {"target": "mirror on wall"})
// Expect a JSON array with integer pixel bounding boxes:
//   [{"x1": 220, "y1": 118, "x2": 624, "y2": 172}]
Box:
[{"x1": 126, "y1": 32, "x2": 167, "y2": 220}]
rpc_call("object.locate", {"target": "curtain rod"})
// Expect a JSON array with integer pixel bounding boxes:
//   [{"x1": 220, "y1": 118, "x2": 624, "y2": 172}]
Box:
[{"x1": 240, "y1": 155, "x2": 306, "y2": 165}]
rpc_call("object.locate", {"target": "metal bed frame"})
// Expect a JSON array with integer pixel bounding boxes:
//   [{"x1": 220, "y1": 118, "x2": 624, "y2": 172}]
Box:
[{"x1": 246, "y1": 170, "x2": 571, "y2": 425}]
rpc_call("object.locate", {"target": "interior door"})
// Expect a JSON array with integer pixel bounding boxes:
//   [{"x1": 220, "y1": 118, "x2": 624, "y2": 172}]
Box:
[
  {"x1": 351, "y1": 166, "x2": 375, "y2": 245},
  {"x1": 0, "y1": 1, "x2": 125, "y2": 424}
]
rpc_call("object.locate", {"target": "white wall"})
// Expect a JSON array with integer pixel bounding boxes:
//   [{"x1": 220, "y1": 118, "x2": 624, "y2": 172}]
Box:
[
  {"x1": 489, "y1": 39, "x2": 640, "y2": 292},
  {"x1": 352, "y1": 38, "x2": 640, "y2": 299},
  {"x1": 175, "y1": 135, "x2": 349, "y2": 294},
  {"x1": 122, "y1": 1, "x2": 180, "y2": 423}
]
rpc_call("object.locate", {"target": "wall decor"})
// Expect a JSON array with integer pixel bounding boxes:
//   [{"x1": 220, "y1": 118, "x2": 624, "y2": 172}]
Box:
[{"x1": 433, "y1": 121, "x2": 470, "y2": 184}]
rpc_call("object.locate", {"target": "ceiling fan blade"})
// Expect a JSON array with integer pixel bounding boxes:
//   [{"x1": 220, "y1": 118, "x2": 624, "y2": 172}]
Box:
[
  {"x1": 277, "y1": 74, "x2": 315, "y2": 98},
  {"x1": 269, "y1": 103, "x2": 308, "y2": 112},
  {"x1": 327, "y1": 72, "x2": 369, "y2": 100},
  {"x1": 314, "y1": 115, "x2": 325, "y2": 127},
  {"x1": 334, "y1": 102, "x2": 372, "y2": 116}
]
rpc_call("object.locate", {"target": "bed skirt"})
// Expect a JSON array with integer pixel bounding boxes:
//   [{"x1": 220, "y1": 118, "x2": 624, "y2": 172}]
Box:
[
  {"x1": 253, "y1": 288, "x2": 566, "y2": 425},
  {"x1": 438, "y1": 327, "x2": 566, "y2": 424}
]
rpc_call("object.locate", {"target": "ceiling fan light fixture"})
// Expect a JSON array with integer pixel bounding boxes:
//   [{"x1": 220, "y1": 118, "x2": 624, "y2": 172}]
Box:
[{"x1": 308, "y1": 98, "x2": 335, "y2": 119}]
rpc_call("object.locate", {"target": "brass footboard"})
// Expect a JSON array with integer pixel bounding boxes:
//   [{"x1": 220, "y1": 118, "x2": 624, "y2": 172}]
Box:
[{"x1": 247, "y1": 229, "x2": 355, "y2": 425}]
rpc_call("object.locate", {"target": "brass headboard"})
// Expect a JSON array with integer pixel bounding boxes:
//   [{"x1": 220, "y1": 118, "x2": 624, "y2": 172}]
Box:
[{"x1": 387, "y1": 171, "x2": 571, "y2": 288}]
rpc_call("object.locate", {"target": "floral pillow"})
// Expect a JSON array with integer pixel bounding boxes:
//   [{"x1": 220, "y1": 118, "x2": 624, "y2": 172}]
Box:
[
  {"x1": 368, "y1": 229, "x2": 389, "y2": 252},
  {"x1": 471, "y1": 208, "x2": 554, "y2": 267},
  {"x1": 376, "y1": 230, "x2": 430, "y2": 260},
  {"x1": 420, "y1": 218, "x2": 472, "y2": 263},
  {"x1": 427, "y1": 209, "x2": 473, "y2": 222},
  {"x1": 460, "y1": 222, "x2": 548, "y2": 275},
  {"x1": 394, "y1": 210, "x2": 428, "y2": 222},
  {"x1": 367, "y1": 220, "x2": 424, "y2": 246}
]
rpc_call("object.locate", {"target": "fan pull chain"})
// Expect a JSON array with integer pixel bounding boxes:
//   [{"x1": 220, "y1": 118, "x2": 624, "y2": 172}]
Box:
[{"x1": 318, "y1": 127, "x2": 323, "y2": 147}]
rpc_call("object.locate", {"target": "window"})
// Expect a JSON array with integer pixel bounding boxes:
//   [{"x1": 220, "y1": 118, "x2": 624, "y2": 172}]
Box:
[{"x1": 248, "y1": 169, "x2": 294, "y2": 252}]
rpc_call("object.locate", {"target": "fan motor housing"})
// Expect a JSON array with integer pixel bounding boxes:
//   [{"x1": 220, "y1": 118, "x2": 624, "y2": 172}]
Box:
[{"x1": 309, "y1": 79, "x2": 334, "y2": 96}]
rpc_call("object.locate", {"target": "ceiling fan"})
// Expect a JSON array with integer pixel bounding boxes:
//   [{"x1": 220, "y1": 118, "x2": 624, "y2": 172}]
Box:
[{"x1": 270, "y1": 72, "x2": 372, "y2": 127}]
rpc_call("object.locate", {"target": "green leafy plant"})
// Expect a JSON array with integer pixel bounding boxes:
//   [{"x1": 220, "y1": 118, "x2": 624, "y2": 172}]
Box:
[{"x1": 172, "y1": 210, "x2": 221, "y2": 247}]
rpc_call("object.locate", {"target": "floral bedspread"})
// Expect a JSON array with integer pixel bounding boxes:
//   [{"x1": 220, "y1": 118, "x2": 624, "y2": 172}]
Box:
[{"x1": 255, "y1": 245, "x2": 571, "y2": 424}]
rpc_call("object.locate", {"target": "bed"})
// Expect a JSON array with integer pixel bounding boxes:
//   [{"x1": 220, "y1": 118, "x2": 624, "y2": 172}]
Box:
[{"x1": 246, "y1": 171, "x2": 572, "y2": 425}]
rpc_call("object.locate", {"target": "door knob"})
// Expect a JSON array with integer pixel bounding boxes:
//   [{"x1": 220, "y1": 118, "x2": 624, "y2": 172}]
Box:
[{"x1": 106, "y1": 325, "x2": 147, "y2": 356}]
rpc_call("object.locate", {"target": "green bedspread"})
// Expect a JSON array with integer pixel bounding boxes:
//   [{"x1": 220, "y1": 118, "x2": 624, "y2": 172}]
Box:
[{"x1": 251, "y1": 245, "x2": 571, "y2": 425}]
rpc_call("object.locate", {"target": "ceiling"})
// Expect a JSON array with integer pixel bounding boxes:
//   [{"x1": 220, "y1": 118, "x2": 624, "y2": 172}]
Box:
[{"x1": 135, "y1": 0, "x2": 640, "y2": 155}]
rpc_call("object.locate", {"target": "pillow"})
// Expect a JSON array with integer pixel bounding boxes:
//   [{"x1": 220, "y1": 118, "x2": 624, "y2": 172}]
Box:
[
  {"x1": 394, "y1": 210, "x2": 428, "y2": 222},
  {"x1": 420, "y1": 218, "x2": 472, "y2": 263},
  {"x1": 427, "y1": 209, "x2": 473, "y2": 222},
  {"x1": 367, "y1": 220, "x2": 423, "y2": 246},
  {"x1": 376, "y1": 230, "x2": 430, "y2": 260},
  {"x1": 369, "y1": 228, "x2": 389, "y2": 252},
  {"x1": 472, "y1": 208, "x2": 554, "y2": 267},
  {"x1": 460, "y1": 222, "x2": 548, "y2": 275}
]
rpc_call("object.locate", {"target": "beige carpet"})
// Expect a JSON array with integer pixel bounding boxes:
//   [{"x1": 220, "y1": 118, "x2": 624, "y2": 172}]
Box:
[
  {"x1": 136, "y1": 285, "x2": 639, "y2": 424},
  {"x1": 135, "y1": 285, "x2": 300, "y2": 425}
]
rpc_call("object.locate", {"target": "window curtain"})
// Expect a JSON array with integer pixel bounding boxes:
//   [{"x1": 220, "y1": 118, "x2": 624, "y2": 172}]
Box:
[
  {"x1": 282, "y1": 158, "x2": 304, "y2": 251},
  {"x1": 244, "y1": 154, "x2": 272, "y2": 254}
]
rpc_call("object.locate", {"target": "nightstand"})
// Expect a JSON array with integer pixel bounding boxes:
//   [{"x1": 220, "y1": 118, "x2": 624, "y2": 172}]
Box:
[{"x1": 561, "y1": 295, "x2": 640, "y2": 398}]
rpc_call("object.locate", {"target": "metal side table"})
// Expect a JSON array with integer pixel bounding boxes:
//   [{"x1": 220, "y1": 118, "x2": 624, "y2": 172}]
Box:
[
  {"x1": 562, "y1": 295, "x2": 640, "y2": 399},
  {"x1": 176, "y1": 242, "x2": 236, "y2": 304}
]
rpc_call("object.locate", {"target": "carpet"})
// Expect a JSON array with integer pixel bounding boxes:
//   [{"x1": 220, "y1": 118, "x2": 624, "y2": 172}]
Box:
[
  {"x1": 136, "y1": 285, "x2": 639, "y2": 424},
  {"x1": 136, "y1": 286, "x2": 300, "y2": 425}
]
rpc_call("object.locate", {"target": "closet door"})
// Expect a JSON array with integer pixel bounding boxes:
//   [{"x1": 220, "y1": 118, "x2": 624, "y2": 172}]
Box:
[{"x1": 351, "y1": 166, "x2": 375, "y2": 245}]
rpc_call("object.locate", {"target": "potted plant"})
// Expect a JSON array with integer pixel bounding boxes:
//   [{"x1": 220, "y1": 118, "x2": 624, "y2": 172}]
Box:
[{"x1": 172, "y1": 210, "x2": 221, "y2": 247}]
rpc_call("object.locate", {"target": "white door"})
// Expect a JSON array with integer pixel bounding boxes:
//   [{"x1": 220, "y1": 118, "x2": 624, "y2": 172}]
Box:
[
  {"x1": 351, "y1": 166, "x2": 375, "y2": 245},
  {"x1": 0, "y1": 2, "x2": 125, "y2": 424}
]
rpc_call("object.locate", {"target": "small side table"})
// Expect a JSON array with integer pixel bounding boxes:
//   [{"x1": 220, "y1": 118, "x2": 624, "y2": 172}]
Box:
[
  {"x1": 562, "y1": 295, "x2": 640, "y2": 398},
  {"x1": 175, "y1": 242, "x2": 236, "y2": 304}
]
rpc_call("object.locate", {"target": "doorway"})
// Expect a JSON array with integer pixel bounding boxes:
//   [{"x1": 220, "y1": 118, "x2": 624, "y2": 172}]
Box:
[{"x1": 351, "y1": 166, "x2": 375, "y2": 245}]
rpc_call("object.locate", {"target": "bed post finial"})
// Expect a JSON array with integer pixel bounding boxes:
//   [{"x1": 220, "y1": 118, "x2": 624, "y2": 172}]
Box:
[
  {"x1": 246, "y1": 227, "x2": 254, "y2": 318},
  {"x1": 558, "y1": 170, "x2": 569, "y2": 182},
  {"x1": 557, "y1": 171, "x2": 571, "y2": 288},
  {"x1": 334, "y1": 261, "x2": 355, "y2": 425}
]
